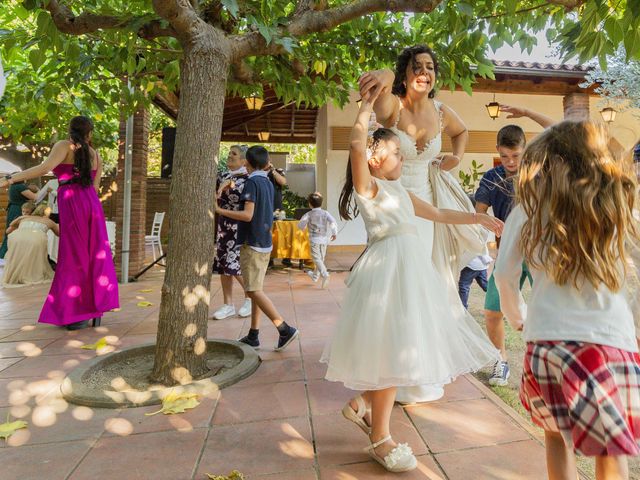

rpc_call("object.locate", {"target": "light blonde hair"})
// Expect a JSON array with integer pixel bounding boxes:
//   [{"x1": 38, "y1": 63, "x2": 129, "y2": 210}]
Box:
[
  {"x1": 21, "y1": 202, "x2": 36, "y2": 214},
  {"x1": 517, "y1": 120, "x2": 639, "y2": 291},
  {"x1": 32, "y1": 205, "x2": 48, "y2": 217}
]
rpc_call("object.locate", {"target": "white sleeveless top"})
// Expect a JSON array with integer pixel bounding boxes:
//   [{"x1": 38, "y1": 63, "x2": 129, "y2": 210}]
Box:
[
  {"x1": 18, "y1": 220, "x2": 49, "y2": 233},
  {"x1": 392, "y1": 98, "x2": 444, "y2": 203}
]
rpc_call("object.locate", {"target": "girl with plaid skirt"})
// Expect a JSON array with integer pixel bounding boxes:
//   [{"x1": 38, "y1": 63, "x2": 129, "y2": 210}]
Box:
[{"x1": 495, "y1": 120, "x2": 640, "y2": 480}]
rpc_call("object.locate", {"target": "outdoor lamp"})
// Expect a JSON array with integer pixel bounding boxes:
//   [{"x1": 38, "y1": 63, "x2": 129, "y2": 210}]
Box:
[
  {"x1": 600, "y1": 106, "x2": 617, "y2": 123},
  {"x1": 485, "y1": 94, "x2": 500, "y2": 120},
  {"x1": 258, "y1": 131, "x2": 271, "y2": 141},
  {"x1": 245, "y1": 96, "x2": 264, "y2": 110}
]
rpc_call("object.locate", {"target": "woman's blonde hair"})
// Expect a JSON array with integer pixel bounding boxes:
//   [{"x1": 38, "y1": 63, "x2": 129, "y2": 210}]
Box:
[{"x1": 517, "y1": 120, "x2": 639, "y2": 291}]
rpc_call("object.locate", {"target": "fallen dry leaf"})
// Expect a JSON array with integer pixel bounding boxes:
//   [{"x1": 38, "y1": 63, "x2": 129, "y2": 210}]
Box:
[
  {"x1": 139, "y1": 289, "x2": 153, "y2": 293},
  {"x1": 145, "y1": 392, "x2": 200, "y2": 416},
  {"x1": 206, "y1": 471, "x2": 245, "y2": 480},
  {"x1": 0, "y1": 418, "x2": 28, "y2": 440},
  {"x1": 137, "y1": 301, "x2": 153, "y2": 307},
  {"x1": 81, "y1": 337, "x2": 108, "y2": 350}
]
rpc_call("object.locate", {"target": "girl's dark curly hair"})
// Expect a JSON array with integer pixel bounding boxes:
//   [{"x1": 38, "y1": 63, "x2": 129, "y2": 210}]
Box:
[{"x1": 392, "y1": 45, "x2": 439, "y2": 99}]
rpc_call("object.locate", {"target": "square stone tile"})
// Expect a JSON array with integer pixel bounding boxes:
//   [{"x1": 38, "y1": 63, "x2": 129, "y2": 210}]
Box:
[
  {"x1": 213, "y1": 381, "x2": 308, "y2": 425},
  {"x1": 197, "y1": 417, "x2": 314, "y2": 477},
  {"x1": 435, "y1": 440, "x2": 548, "y2": 479},
  {"x1": 250, "y1": 469, "x2": 317, "y2": 479},
  {"x1": 0, "y1": 377, "x2": 63, "y2": 407},
  {"x1": 0, "y1": 339, "x2": 58, "y2": 358},
  {"x1": 0, "y1": 439, "x2": 92, "y2": 480},
  {"x1": 314, "y1": 408, "x2": 428, "y2": 467},
  {"x1": 303, "y1": 355, "x2": 327, "y2": 380},
  {"x1": 69, "y1": 429, "x2": 207, "y2": 480},
  {"x1": 405, "y1": 398, "x2": 530, "y2": 453},
  {"x1": 0, "y1": 357, "x2": 23, "y2": 373},
  {"x1": 3, "y1": 324, "x2": 68, "y2": 341},
  {"x1": 104, "y1": 396, "x2": 219, "y2": 437},
  {"x1": 432, "y1": 375, "x2": 485, "y2": 404},
  {"x1": 320, "y1": 454, "x2": 445, "y2": 479},
  {"x1": 0, "y1": 353, "x2": 93, "y2": 378},
  {"x1": 0, "y1": 403, "x2": 114, "y2": 447},
  {"x1": 236, "y1": 357, "x2": 304, "y2": 386},
  {"x1": 307, "y1": 379, "x2": 352, "y2": 416}
]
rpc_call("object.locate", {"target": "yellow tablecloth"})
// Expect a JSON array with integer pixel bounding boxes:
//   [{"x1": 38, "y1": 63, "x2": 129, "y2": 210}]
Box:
[{"x1": 271, "y1": 220, "x2": 311, "y2": 260}]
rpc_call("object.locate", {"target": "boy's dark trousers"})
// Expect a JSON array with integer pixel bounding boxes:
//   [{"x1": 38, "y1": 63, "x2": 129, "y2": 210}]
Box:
[{"x1": 458, "y1": 267, "x2": 488, "y2": 309}]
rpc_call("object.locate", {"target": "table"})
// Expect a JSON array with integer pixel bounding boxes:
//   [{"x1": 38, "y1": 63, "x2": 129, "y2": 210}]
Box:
[
  {"x1": 48, "y1": 220, "x2": 116, "y2": 263},
  {"x1": 271, "y1": 220, "x2": 312, "y2": 263}
]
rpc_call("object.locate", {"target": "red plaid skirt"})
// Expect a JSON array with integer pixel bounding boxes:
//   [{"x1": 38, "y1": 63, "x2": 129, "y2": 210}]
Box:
[{"x1": 521, "y1": 341, "x2": 640, "y2": 456}]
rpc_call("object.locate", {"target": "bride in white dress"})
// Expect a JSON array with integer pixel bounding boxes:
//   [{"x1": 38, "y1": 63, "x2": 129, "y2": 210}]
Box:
[{"x1": 360, "y1": 45, "x2": 488, "y2": 403}]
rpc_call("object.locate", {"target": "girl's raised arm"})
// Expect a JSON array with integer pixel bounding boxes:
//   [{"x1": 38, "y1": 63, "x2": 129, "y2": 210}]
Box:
[{"x1": 349, "y1": 90, "x2": 381, "y2": 198}]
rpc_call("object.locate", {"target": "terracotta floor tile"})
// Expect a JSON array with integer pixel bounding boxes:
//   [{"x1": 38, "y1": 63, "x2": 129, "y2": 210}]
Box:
[
  {"x1": 303, "y1": 355, "x2": 328, "y2": 380},
  {"x1": 3, "y1": 324, "x2": 68, "y2": 341},
  {"x1": 435, "y1": 440, "x2": 548, "y2": 479},
  {"x1": 314, "y1": 408, "x2": 427, "y2": 467},
  {"x1": 307, "y1": 379, "x2": 352, "y2": 416},
  {"x1": 197, "y1": 417, "x2": 314, "y2": 477},
  {"x1": 236, "y1": 356, "x2": 304, "y2": 386},
  {"x1": 431, "y1": 375, "x2": 485, "y2": 404},
  {"x1": 0, "y1": 327, "x2": 20, "y2": 339},
  {"x1": 405, "y1": 398, "x2": 531, "y2": 453},
  {"x1": 320, "y1": 454, "x2": 445, "y2": 479},
  {"x1": 0, "y1": 403, "x2": 114, "y2": 447},
  {"x1": 0, "y1": 339, "x2": 57, "y2": 359},
  {"x1": 0, "y1": 353, "x2": 93, "y2": 379},
  {"x1": 0, "y1": 439, "x2": 92, "y2": 480},
  {"x1": 69, "y1": 429, "x2": 207, "y2": 480},
  {"x1": 250, "y1": 468, "x2": 318, "y2": 479},
  {"x1": 104, "y1": 396, "x2": 219, "y2": 437},
  {"x1": 213, "y1": 381, "x2": 308, "y2": 425},
  {"x1": 0, "y1": 357, "x2": 23, "y2": 373}
]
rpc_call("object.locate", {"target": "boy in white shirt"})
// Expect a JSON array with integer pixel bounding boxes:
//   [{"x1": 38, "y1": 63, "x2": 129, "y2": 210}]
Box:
[{"x1": 298, "y1": 192, "x2": 338, "y2": 289}]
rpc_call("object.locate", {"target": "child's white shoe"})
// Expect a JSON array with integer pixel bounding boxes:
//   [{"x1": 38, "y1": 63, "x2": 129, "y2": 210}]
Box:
[
  {"x1": 321, "y1": 274, "x2": 330, "y2": 289},
  {"x1": 238, "y1": 298, "x2": 252, "y2": 317},
  {"x1": 306, "y1": 270, "x2": 319, "y2": 282},
  {"x1": 365, "y1": 435, "x2": 417, "y2": 472}
]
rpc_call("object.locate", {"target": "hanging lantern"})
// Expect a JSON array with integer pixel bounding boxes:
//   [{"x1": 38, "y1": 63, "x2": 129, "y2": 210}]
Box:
[
  {"x1": 600, "y1": 106, "x2": 617, "y2": 123},
  {"x1": 258, "y1": 131, "x2": 271, "y2": 141},
  {"x1": 485, "y1": 93, "x2": 500, "y2": 120},
  {"x1": 245, "y1": 96, "x2": 264, "y2": 110}
]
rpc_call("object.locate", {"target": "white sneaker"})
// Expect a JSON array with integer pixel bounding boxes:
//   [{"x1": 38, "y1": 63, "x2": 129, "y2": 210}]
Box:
[
  {"x1": 238, "y1": 298, "x2": 252, "y2": 318},
  {"x1": 212, "y1": 304, "x2": 236, "y2": 320},
  {"x1": 306, "y1": 270, "x2": 319, "y2": 282},
  {"x1": 321, "y1": 274, "x2": 330, "y2": 289}
]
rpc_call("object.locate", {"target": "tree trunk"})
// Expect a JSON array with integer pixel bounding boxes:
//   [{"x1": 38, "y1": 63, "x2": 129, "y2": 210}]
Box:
[{"x1": 150, "y1": 41, "x2": 228, "y2": 385}]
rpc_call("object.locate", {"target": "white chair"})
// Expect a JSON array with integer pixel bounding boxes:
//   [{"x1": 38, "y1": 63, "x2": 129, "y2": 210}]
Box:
[
  {"x1": 105, "y1": 221, "x2": 116, "y2": 258},
  {"x1": 145, "y1": 212, "x2": 165, "y2": 261}
]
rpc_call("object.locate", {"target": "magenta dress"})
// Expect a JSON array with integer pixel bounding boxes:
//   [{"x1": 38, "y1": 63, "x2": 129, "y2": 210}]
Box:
[{"x1": 38, "y1": 164, "x2": 119, "y2": 326}]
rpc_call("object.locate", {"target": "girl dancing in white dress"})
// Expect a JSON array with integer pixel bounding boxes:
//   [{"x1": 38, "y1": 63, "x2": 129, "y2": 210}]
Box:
[{"x1": 321, "y1": 89, "x2": 502, "y2": 473}]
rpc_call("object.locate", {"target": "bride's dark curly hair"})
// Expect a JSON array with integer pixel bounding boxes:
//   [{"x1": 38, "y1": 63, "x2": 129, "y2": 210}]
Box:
[{"x1": 392, "y1": 45, "x2": 439, "y2": 99}]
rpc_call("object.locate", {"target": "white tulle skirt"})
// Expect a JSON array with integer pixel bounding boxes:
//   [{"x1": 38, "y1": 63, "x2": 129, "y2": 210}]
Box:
[{"x1": 321, "y1": 232, "x2": 499, "y2": 391}]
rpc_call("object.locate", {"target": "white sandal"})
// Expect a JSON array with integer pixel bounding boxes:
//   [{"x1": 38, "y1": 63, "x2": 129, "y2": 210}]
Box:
[
  {"x1": 365, "y1": 435, "x2": 417, "y2": 473},
  {"x1": 341, "y1": 395, "x2": 371, "y2": 435}
]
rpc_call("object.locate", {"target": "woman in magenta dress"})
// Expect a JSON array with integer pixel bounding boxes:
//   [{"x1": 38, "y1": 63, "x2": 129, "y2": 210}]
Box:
[{"x1": 0, "y1": 116, "x2": 119, "y2": 330}]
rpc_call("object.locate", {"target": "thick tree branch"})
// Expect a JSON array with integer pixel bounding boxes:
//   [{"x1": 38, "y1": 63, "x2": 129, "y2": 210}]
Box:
[
  {"x1": 44, "y1": 0, "x2": 176, "y2": 39},
  {"x1": 545, "y1": 0, "x2": 585, "y2": 7},
  {"x1": 152, "y1": 0, "x2": 208, "y2": 40},
  {"x1": 231, "y1": 0, "x2": 443, "y2": 61}
]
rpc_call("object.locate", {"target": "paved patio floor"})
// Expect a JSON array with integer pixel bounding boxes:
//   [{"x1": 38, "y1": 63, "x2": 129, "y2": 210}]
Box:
[{"x1": 0, "y1": 261, "x2": 553, "y2": 480}]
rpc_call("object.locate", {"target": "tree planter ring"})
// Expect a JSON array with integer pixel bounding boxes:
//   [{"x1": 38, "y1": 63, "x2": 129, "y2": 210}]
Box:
[{"x1": 61, "y1": 339, "x2": 261, "y2": 409}]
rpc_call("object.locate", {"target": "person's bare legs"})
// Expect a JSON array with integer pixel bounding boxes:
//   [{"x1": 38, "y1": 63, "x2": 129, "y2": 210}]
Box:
[
  {"x1": 233, "y1": 275, "x2": 250, "y2": 300},
  {"x1": 247, "y1": 290, "x2": 284, "y2": 330},
  {"x1": 368, "y1": 388, "x2": 398, "y2": 458},
  {"x1": 485, "y1": 309, "x2": 507, "y2": 360},
  {"x1": 544, "y1": 431, "x2": 578, "y2": 480},
  {"x1": 595, "y1": 455, "x2": 628, "y2": 480},
  {"x1": 220, "y1": 275, "x2": 234, "y2": 305}
]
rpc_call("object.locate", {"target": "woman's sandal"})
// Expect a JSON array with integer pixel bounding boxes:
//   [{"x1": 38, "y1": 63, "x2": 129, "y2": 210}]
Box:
[
  {"x1": 365, "y1": 435, "x2": 417, "y2": 473},
  {"x1": 341, "y1": 395, "x2": 371, "y2": 435}
]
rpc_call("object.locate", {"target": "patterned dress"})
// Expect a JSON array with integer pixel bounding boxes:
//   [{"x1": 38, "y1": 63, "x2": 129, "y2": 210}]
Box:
[{"x1": 213, "y1": 169, "x2": 248, "y2": 276}]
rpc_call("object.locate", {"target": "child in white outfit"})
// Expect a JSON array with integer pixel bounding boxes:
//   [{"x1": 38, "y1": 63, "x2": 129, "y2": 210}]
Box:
[
  {"x1": 298, "y1": 192, "x2": 337, "y2": 289},
  {"x1": 321, "y1": 89, "x2": 503, "y2": 473}
]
